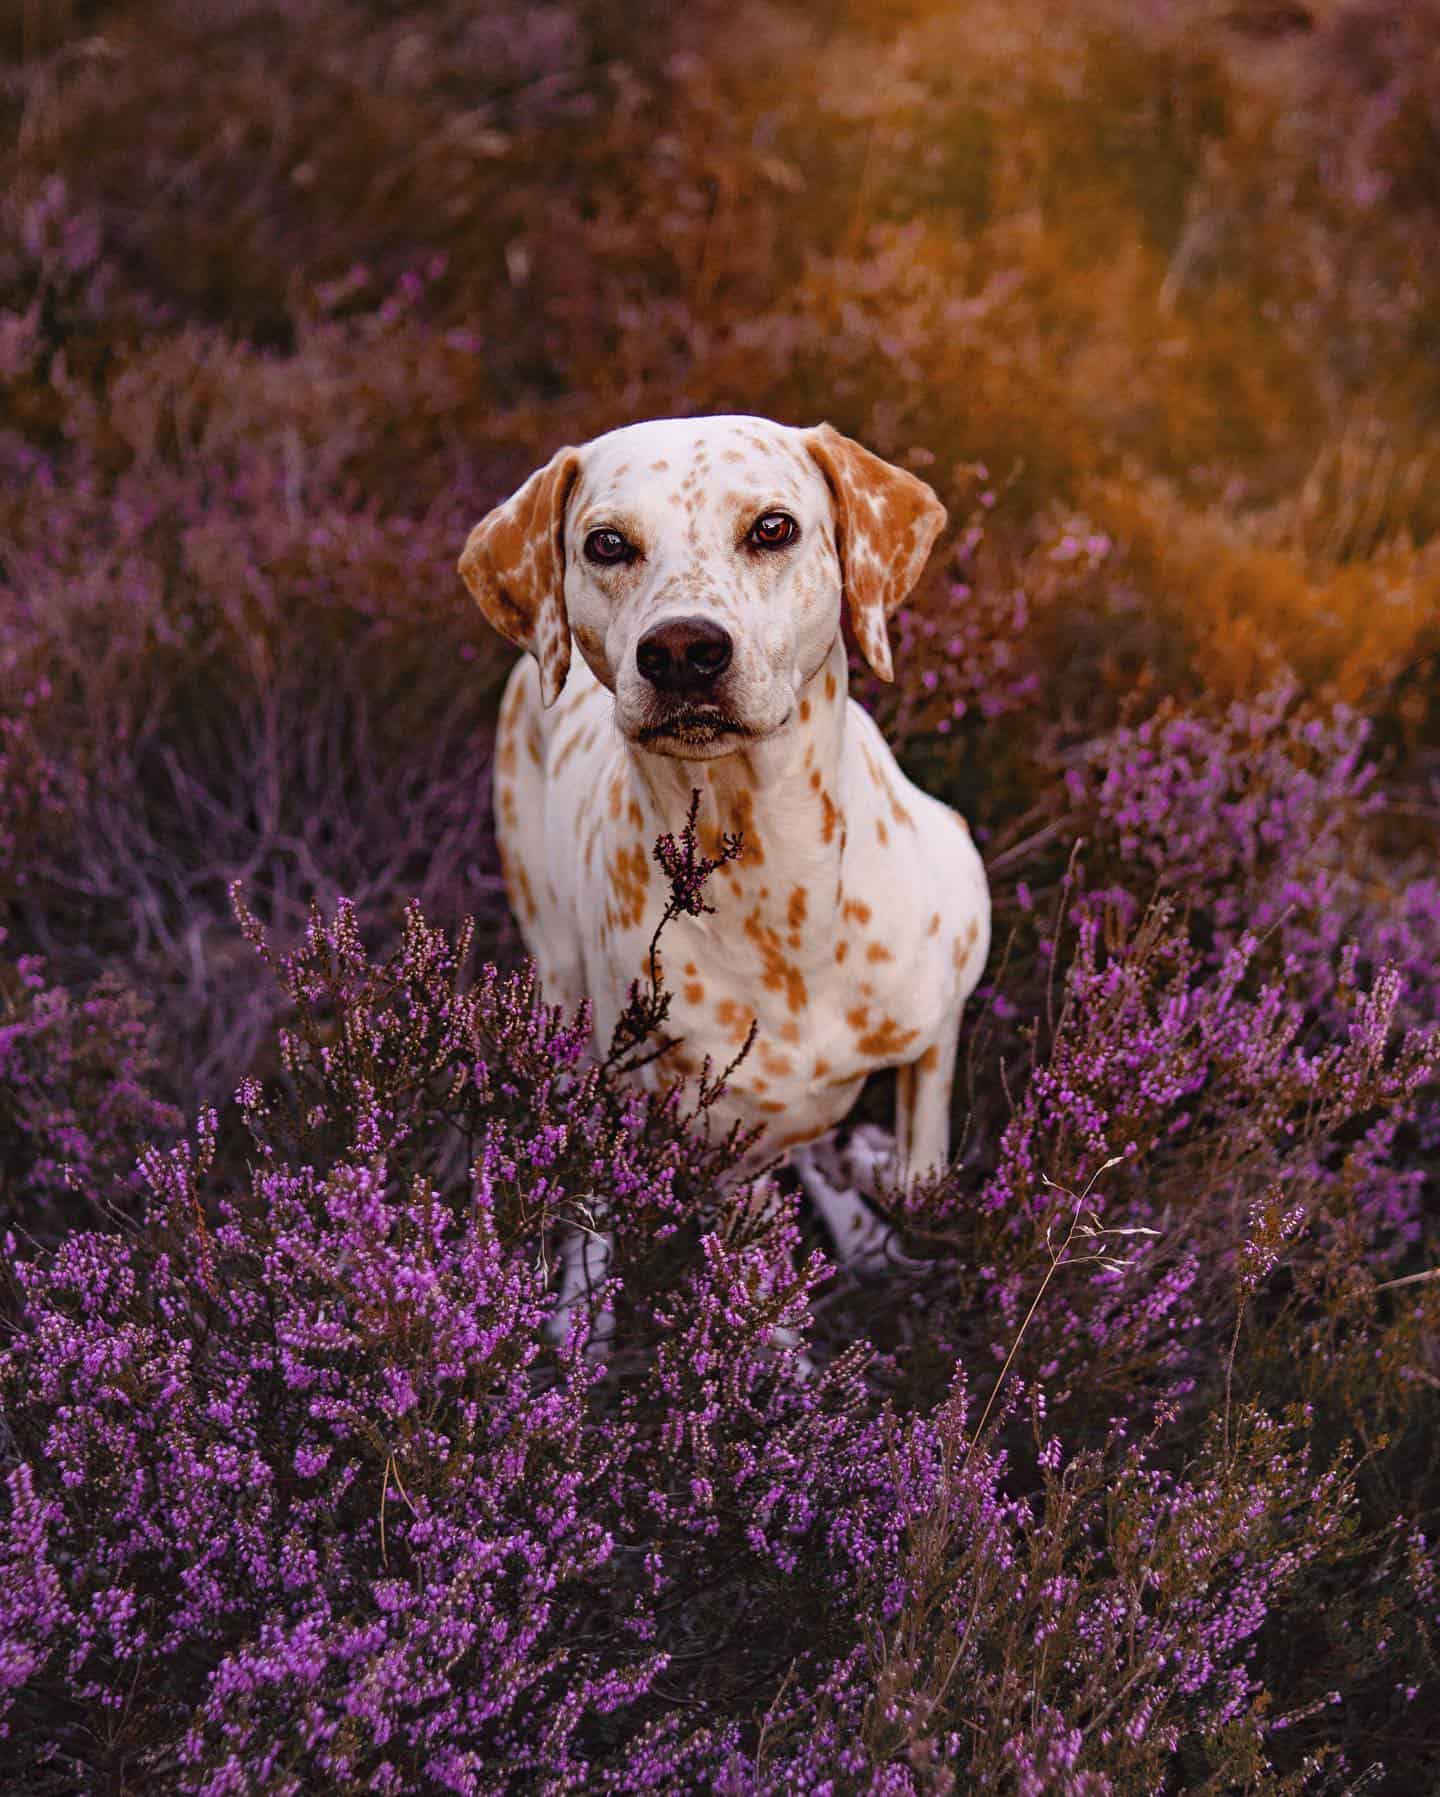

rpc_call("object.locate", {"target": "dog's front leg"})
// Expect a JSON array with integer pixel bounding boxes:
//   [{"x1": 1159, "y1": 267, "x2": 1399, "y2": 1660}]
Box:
[
  {"x1": 895, "y1": 1015, "x2": 960, "y2": 1183},
  {"x1": 546, "y1": 1217, "x2": 615, "y2": 1359}
]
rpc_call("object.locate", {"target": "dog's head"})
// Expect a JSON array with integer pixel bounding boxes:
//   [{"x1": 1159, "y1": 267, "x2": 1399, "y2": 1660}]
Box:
[{"x1": 459, "y1": 415, "x2": 945, "y2": 758}]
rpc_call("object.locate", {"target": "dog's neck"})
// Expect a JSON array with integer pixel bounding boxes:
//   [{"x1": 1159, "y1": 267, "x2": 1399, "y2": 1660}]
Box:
[{"x1": 627, "y1": 634, "x2": 852, "y2": 939}]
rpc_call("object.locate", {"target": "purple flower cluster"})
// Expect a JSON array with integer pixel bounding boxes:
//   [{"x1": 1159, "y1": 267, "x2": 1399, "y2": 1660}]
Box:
[{"x1": 0, "y1": 949, "x2": 181, "y2": 1238}]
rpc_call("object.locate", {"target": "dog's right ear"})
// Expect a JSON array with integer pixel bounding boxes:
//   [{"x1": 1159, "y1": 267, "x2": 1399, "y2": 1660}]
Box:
[{"x1": 459, "y1": 447, "x2": 581, "y2": 708}]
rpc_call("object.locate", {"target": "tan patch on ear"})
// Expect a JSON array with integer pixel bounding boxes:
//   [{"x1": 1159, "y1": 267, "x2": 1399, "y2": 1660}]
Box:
[
  {"x1": 803, "y1": 422, "x2": 946, "y2": 683},
  {"x1": 459, "y1": 446, "x2": 581, "y2": 708}
]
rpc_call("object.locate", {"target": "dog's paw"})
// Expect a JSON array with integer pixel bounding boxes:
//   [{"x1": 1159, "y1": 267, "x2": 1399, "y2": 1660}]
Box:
[{"x1": 789, "y1": 1133, "x2": 930, "y2": 1276}]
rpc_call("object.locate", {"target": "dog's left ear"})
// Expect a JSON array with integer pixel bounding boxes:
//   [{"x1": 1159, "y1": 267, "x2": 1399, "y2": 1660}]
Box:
[
  {"x1": 803, "y1": 422, "x2": 947, "y2": 682},
  {"x1": 459, "y1": 446, "x2": 581, "y2": 708}
]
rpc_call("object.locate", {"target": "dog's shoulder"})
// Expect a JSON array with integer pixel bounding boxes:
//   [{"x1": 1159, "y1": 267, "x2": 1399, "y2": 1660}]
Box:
[{"x1": 837, "y1": 700, "x2": 989, "y2": 992}]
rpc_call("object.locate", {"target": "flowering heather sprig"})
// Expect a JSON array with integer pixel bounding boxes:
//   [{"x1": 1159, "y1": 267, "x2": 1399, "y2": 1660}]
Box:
[{"x1": 606, "y1": 788, "x2": 751, "y2": 1081}]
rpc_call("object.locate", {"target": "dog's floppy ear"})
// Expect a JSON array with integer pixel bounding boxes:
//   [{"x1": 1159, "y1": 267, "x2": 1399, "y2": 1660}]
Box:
[
  {"x1": 803, "y1": 422, "x2": 947, "y2": 682},
  {"x1": 459, "y1": 446, "x2": 581, "y2": 708}
]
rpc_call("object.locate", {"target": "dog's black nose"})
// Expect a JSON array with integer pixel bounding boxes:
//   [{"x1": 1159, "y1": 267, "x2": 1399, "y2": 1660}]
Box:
[{"x1": 635, "y1": 615, "x2": 733, "y2": 695}]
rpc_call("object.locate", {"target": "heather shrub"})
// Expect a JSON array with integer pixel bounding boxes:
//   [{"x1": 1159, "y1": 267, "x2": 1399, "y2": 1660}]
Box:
[
  {"x1": 6, "y1": 883, "x2": 1430, "y2": 1791},
  {"x1": 0, "y1": 949, "x2": 180, "y2": 1239}
]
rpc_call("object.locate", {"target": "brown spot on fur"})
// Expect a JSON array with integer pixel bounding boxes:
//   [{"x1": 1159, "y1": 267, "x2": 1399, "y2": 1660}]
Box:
[
  {"x1": 744, "y1": 909, "x2": 808, "y2": 1014},
  {"x1": 927, "y1": 912, "x2": 941, "y2": 936},
  {"x1": 787, "y1": 887, "x2": 808, "y2": 933},
  {"x1": 608, "y1": 773, "x2": 624, "y2": 819},
  {"x1": 875, "y1": 818, "x2": 889, "y2": 845},
  {"x1": 953, "y1": 918, "x2": 981, "y2": 969},
  {"x1": 825, "y1": 671, "x2": 837, "y2": 701},
  {"x1": 813, "y1": 1057, "x2": 831, "y2": 1077},
  {"x1": 843, "y1": 899, "x2": 872, "y2": 926},
  {"x1": 820, "y1": 789, "x2": 840, "y2": 844},
  {"x1": 552, "y1": 729, "x2": 587, "y2": 776},
  {"x1": 799, "y1": 698, "x2": 811, "y2": 722},
  {"x1": 760, "y1": 1099, "x2": 787, "y2": 1114},
  {"x1": 866, "y1": 942, "x2": 893, "y2": 963},
  {"x1": 526, "y1": 723, "x2": 543, "y2": 766},
  {"x1": 856, "y1": 1017, "x2": 919, "y2": 1058},
  {"x1": 809, "y1": 769, "x2": 822, "y2": 792},
  {"x1": 780, "y1": 1020, "x2": 800, "y2": 1043},
  {"x1": 835, "y1": 940, "x2": 849, "y2": 964},
  {"x1": 628, "y1": 799, "x2": 644, "y2": 829},
  {"x1": 715, "y1": 998, "x2": 757, "y2": 1044},
  {"x1": 607, "y1": 841, "x2": 650, "y2": 930},
  {"x1": 919, "y1": 1044, "x2": 941, "y2": 1073},
  {"x1": 684, "y1": 982, "x2": 705, "y2": 1005},
  {"x1": 890, "y1": 795, "x2": 915, "y2": 829},
  {"x1": 759, "y1": 1045, "x2": 794, "y2": 1077},
  {"x1": 650, "y1": 459, "x2": 670, "y2": 471},
  {"x1": 730, "y1": 788, "x2": 764, "y2": 865}
]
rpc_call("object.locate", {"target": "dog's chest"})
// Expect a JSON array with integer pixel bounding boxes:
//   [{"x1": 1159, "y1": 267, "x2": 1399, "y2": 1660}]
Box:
[{"x1": 584, "y1": 845, "x2": 945, "y2": 1144}]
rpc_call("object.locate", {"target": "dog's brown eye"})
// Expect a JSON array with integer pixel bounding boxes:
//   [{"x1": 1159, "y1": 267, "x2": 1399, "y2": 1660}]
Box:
[
  {"x1": 749, "y1": 512, "x2": 798, "y2": 550},
  {"x1": 585, "y1": 528, "x2": 632, "y2": 565}
]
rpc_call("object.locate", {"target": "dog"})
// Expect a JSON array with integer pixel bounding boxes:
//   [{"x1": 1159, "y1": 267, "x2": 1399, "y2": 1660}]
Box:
[{"x1": 460, "y1": 415, "x2": 989, "y2": 1283}]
